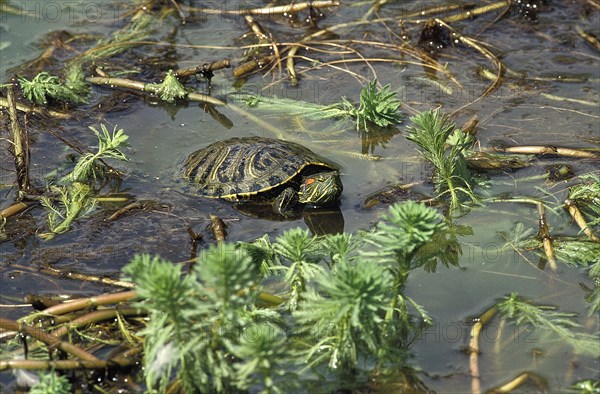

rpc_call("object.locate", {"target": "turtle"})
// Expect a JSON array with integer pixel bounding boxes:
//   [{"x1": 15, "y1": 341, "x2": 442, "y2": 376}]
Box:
[{"x1": 183, "y1": 137, "x2": 343, "y2": 214}]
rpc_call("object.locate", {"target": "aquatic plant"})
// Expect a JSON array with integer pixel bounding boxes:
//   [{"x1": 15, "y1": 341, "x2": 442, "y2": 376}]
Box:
[
  {"x1": 37, "y1": 124, "x2": 129, "y2": 239},
  {"x1": 61, "y1": 124, "x2": 129, "y2": 183},
  {"x1": 497, "y1": 293, "x2": 599, "y2": 357},
  {"x1": 147, "y1": 70, "x2": 188, "y2": 103},
  {"x1": 568, "y1": 173, "x2": 600, "y2": 229},
  {"x1": 29, "y1": 369, "x2": 72, "y2": 394},
  {"x1": 122, "y1": 201, "x2": 444, "y2": 391},
  {"x1": 406, "y1": 109, "x2": 479, "y2": 211},
  {"x1": 242, "y1": 79, "x2": 403, "y2": 131},
  {"x1": 123, "y1": 246, "x2": 287, "y2": 393},
  {"x1": 39, "y1": 182, "x2": 97, "y2": 240},
  {"x1": 18, "y1": 64, "x2": 89, "y2": 105}
]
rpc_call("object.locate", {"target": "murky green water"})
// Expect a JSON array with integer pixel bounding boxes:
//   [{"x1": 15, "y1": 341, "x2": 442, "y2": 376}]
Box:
[{"x1": 1, "y1": 1, "x2": 598, "y2": 392}]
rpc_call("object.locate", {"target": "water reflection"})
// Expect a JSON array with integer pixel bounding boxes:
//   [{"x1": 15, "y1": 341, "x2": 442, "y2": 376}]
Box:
[{"x1": 234, "y1": 202, "x2": 344, "y2": 236}]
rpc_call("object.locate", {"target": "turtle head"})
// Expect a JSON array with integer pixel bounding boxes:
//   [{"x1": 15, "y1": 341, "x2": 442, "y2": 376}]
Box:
[{"x1": 298, "y1": 171, "x2": 342, "y2": 206}]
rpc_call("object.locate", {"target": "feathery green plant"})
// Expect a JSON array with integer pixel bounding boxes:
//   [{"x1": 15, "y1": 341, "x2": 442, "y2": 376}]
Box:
[
  {"x1": 568, "y1": 173, "x2": 600, "y2": 228},
  {"x1": 88, "y1": 13, "x2": 154, "y2": 60},
  {"x1": 19, "y1": 64, "x2": 89, "y2": 105},
  {"x1": 39, "y1": 182, "x2": 97, "y2": 240},
  {"x1": 502, "y1": 222, "x2": 600, "y2": 316},
  {"x1": 363, "y1": 201, "x2": 445, "y2": 281},
  {"x1": 147, "y1": 70, "x2": 188, "y2": 103},
  {"x1": 274, "y1": 228, "x2": 324, "y2": 310},
  {"x1": 230, "y1": 325, "x2": 292, "y2": 394},
  {"x1": 29, "y1": 369, "x2": 72, "y2": 394},
  {"x1": 321, "y1": 232, "x2": 359, "y2": 267},
  {"x1": 62, "y1": 124, "x2": 129, "y2": 183},
  {"x1": 241, "y1": 79, "x2": 402, "y2": 131},
  {"x1": 362, "y1": 201, "x2": 442, "y2": 334},
  {"x1": 497, "y1": 293, "x2": 599, "y2": 357},
  {"x1": 351, "y1": 79, "x2": 403, "y2": 130},
  {"x1": 406, "y1": 109, "x2": 479, "y2": 211},
  {"x1": 123, "y1": 202, "x2": 448, "y2": 392},
  {"x1": 123, "y1": 245, "x2": 285, "y2": 393},
  {"x1": 294, "y1": 257, "x2": 393, "y2": 369}
]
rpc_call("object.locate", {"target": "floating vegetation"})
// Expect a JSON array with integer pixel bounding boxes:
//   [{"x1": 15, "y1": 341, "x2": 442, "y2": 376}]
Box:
[
  {"x1": 18, "y1": 66, "x2": 89, "y2": 105},
  {"x1": 497, "y1": 293, "x2": 599, "y2": 357},
  {"x1": 61, "y1": 124, "x2": 130, "y2": 183},
  {"x1": 39, "y1": 182, "x2": 97, "y2": 240},
  {"x1": 242, "y1": 79, "x2": 402, "y2": 131},
  {"x1": 147, "y1": 70, "x2": 188, "y2": 103}
]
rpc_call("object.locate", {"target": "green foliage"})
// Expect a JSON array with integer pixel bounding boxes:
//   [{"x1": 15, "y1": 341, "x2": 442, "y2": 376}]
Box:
[
  {"x1": 124, "y1": 202, "x2": 448, "y2": 392},
  {"x1": 351, "y1": 79, "x2": 403, "y2": 130},
  {"x1": 147, "y1": 70, "x2": 188, "y2": 103},
  {"x1": 230, "y1": 325, "x2": 292, "y2": 394},
  {"x1": 294, "y1": 258, "x2": 393, "y2": 369},
  {"x1": 321, "y1": 232, "x2": 359, "y2": 267},
  {"x1": 363, "y1": 201, "x2": 446, "y2": 277},
  {"x1": 89, "y1": 13, "x2": 154, "y2": 60},
  {"x1": 29, "y1": 369, "x2": 72, "y2": 394},
  {"x1": 587, "y1": 284, "x2": 600, "y2": 317},
  {"x1": 62, "y1": 124, "x2": 129, "y2": 183},
  {"x1": 122, "y1": 246, "x2": 285, "y2": 393},
  {"x1": 502, "y1": 223, "x2": 600, "y2": 316},
  {"x1": 512, "y1": 236, "x2": 600, "y2": 268},
  {"x1": 567, "y1": 379, "x2": 600, "y2": 394},
  {"x1": 406, "y1": 109, "x2": 479, "y2": 211},
  {"x1": 274, "y1": 228, "x2": 324, "y2": 310},
  {"x1": 569, "y1": 173, "x2": 600, "y2": 228},
  {"x1": 39, "y1": 182, "x2": 97, "y2": 240},
  {"x1": 18, "y1": 64, "x2": 89, "y2": 105},
  {"x1": 241, "y1": 79, "x2": 402, "y2": 131},
  {"x1": 497, "y1": 293, "x2": 599, "y2": 357}
]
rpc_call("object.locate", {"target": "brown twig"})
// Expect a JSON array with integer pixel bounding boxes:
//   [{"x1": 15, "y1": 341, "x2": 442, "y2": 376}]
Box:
[
  {"x1": 436, "y1": 19, "x2": 504, "y2": 98},
  {"x1": 0, "y1": 358, "x2": 125, "y2": 371},
  {"x1": 487, "y1": 371, "x2": 547, "y2": 393},
  {"x1": 0, "y1": 318, "x2": 99, "y2": 362},
  {"x1": 185, "y1": 0, "x2": 339, "y2": 15},
  {"x1": 442, "y1": 1, "x2": 510, "y2": 23},
  {"x1": 169, "y1": 0, "x2": 186, "y2": 23},
  {"x1": 85, "y1": 76, "x2": 226, "y2": 107},
  {"x1": 468, "y1": 305, "x2": 498, "y2": 394},
  {"x1": 0, "y1": 97, "x2": 71, "y2": 119},
  {"x1": 6, "y1": 81, "x2": 31, "y2": 194},
  {"x1": 575, "y1": 25, "x2": 600, "y2": 52},
  {"x1": 232, "y1": 55, "x2": 276, "y2": 78},
  {"x1": 0, "y1": 346, "x2": 141, "y2": 370},
  {"x1": 565, "y1": 199, "x2": 600, "y2": 242},
  {"x1": 186, "y1": 227, "x2": 203, "y2": 271},
  {"x1": 33, "y1": 291, "x2": 136, "y2": 317},
  {"x1": 173, "y1": 59, "x2": 231, "y2": 79},
  {"x1": 50, "y1": 307, "x2": 144, "y2": 338},
  {"x1": 106, "y1": 200, "x2": 169, "y2": 222},
  {"x1": 39, "y1": 264, "x2": 135, "y2": 289},
  {"x1": 0, "y1": 202, "x2": 29, "y2": 219},
  {"x1": 244, "y1": 15, "x2": 282, "y2": 77},
  {"x1": 537, "y1": 202, "x2": 557, "y2": 271},
  {"x1": 494, "y1": 145, "x2": 600, "y2": 159}
]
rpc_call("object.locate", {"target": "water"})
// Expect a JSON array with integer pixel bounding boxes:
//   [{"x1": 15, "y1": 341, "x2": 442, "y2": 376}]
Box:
[{"x1": 1, "y1": 1, "x2": 598, "y2": 392}]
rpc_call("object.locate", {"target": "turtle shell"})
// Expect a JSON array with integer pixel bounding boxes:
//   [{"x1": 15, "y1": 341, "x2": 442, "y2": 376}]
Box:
[{"x1": 183, "y1": 137, "x2": 338, "y2": 200}]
